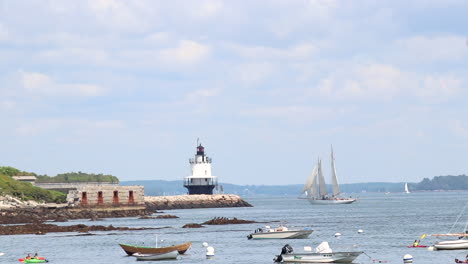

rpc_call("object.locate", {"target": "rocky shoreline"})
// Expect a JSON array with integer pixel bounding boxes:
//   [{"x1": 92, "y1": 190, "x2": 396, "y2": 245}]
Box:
[
  {"x1": 0, "y1": 222, "x2": 158, "y2": 235},
  {"x1": 0, "y1": 206, "x2": 150, "y2": 224},
  {"x1": 145, "y1": 194, "x2": 252, "y2": 210}
]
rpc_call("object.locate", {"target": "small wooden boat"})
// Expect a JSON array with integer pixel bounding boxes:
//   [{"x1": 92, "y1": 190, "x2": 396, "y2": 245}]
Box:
[
  {"x1": 132, "y1": 250, "x2": 179, "y2": 261},
  {"x1": 119, "y1": 242, "x2": 192, "y2": 255}
]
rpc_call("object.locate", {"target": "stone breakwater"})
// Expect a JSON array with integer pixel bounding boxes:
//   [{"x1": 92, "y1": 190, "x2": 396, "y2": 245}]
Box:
[{"x1": 145, "y1": 194, "x2": 252, "y2": 210}]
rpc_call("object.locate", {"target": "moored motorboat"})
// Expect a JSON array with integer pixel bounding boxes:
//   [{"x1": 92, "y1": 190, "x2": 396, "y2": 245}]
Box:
[
  {"x1": 247, "y1": 225, "x2": 313, "y2": 240},
  {"x1": 274, "y1": 242, "x2": 363, "y2": 263},
  {"x1": 119, "y1": 242, "x2": 192, "y2": 255},
  {"x1": 132, "y1": 250, "x2": 179, "y2": 261}
]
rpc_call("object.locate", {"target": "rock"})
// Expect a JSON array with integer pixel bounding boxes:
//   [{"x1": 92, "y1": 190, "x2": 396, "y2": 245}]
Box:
[
  {"x1": 182, "y1": 223, "x2": 204, "y2": 228},
  {"x1": 202, "y1": 217, "x2": 257, "y2": 225}
]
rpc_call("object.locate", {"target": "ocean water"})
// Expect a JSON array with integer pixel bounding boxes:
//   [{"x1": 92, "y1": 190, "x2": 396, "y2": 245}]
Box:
[{"x1": 1, "y1": 191, "x2": 468, "y2": 264}]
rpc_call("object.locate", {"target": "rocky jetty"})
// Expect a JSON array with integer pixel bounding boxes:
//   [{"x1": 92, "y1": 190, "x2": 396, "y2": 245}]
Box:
[
  {"x1": 0, "y1": 207, "x2": 150, "y2": 224},
  {"x1": 145, "y1": 194, "x2": 252, "y2": 210},
  {"x1": 0, "y1": 222, "x2": 156, "y2": 235}
]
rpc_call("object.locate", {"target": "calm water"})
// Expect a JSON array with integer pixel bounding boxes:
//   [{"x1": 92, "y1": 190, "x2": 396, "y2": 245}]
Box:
[{"x1": 1, "y1": 192, "x2": 468, "y2": 263}]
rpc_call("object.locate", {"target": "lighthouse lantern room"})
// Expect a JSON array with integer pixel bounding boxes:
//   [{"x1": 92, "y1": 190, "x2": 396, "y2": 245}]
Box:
[{"x1": 184, "y1": 142, "x2": 218, "y2": 195}]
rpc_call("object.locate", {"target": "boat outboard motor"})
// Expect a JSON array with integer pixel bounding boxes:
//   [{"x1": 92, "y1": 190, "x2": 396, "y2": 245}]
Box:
[
  {"x1": 281, "y1": 244, "x2": 294, "y2": 254},
  {"x1": 274, "y1": 245, "x2": 293, "y2": 262},
  {"x1": 247, "y1": 234, "x2": 252, "y2": 239}
]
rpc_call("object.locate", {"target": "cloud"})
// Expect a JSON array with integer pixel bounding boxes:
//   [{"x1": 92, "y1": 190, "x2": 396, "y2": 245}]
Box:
[
  {"x1": 159, "y1": 40, "x2": 211, "y2": 65},
  {"x1": 396, "y1": 35, "x2": 468, "y2": 63},
  {"x1": 310, "y1": 63, "x2": 465, "y2": 102},
  {"x1": 226, "y1": 43, "x2": 318, "y2": 61},
  {"x1": 15, "y1": 118, "x2": 126, "y2": 137},
  {"x1": 234, "y1": 62, "x2": 276, "y2": 85},
  {"x1": 0, "y1": 23, "x2": 8, "y2": 42},
  {"x1": 190, "y1": 0, "x2": 223, "y2": 19},
  {"x1": 241, "y1": 105, "x2": 352, "y2": 123},
  {"x1": 20, "y1": 71, "x2": 107, "y2": 97}
]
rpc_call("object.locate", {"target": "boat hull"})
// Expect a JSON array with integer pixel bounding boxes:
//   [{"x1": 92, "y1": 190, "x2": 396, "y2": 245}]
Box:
[
  {"x1": 133, "y1": 250, "x2": 179, "y2": 261},
  {"x1": 434, "y1": 240, "x2": 468, "y2": 250},
  {"x1": 307, "y1": 199, "x2": 356, "y2": 205},
  {"x1": 248, "y1": 229, "x2": 313, "y2": 239},
  {"x1": 278, "y1": 251, "x2": 362, "y2": 263},
  {"x1": 119, "y1": 242, "x2": 192, "y2": 255}
]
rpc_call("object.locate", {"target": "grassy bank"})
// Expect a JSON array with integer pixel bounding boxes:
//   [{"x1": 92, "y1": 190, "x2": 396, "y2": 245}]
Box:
[{"x1": 0, "y1": 173, "x2": 66, "y2": 203}]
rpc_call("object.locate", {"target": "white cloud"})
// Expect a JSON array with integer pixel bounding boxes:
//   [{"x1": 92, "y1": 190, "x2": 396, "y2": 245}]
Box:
[
  {"x1": 235, "y1": 62, "x2": 276, "y2": 85},
  {"x1": 310, "y1": 63, "x2": 465, "y2": 102},
  {"x1": 417, "y1": 75, "x2": 463, "y2": 102},
  {"x1": 396, "y1": 35, "x2": 468, "y2": 63},
  {"x1": 0, "y1": 101, "x2": 16, "y2": 110},
  {"x1": 227, "y1": 43, "x2": 317, "y2": 61},
  {"x1": 15, "y1": 118, "x2": 125, "y2": 137},
  {"x1": 159, "y1": 40, "x2": 211, "y2": 66},
  {"x1": 0, "y1": 23, "x2": 8, "y2": 42},
  {"x1": 144, "y1": 32, "x2": 171, "y2": 44},
  {"x1": 20, "y1": 71, "x2": 107, "y2": 97},
  {"x1": 241, "y1": 105, "x2": 351, "y2": 122},
  {"x1": 190, "y1": 0, "x2": 223, "y2": 19}
]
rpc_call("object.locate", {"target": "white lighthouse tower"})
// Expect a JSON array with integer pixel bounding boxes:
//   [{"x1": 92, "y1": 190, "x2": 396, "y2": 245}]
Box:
[{"x1": 184, "y1": 142, "x2": 218, "y2": 195}]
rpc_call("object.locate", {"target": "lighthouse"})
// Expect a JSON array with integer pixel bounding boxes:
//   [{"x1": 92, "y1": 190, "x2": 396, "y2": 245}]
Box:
[{"x1": 184, "y1": 142, "x2": 218, "y2": 195}]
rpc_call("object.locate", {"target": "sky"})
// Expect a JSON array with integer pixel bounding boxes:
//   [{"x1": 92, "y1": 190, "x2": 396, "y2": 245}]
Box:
[{"x1": 1, "y1": 0, "x2": 468, "y2": 185}]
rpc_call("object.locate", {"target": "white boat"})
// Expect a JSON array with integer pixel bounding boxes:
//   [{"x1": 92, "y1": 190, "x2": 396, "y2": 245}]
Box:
[
  {"x1": 132, "y1": 250, "x2": 179, "y2": 261},
  {"x1": 301, "y1": 146, "x2": 356, "y2": 205},
  {"x1": 247, "y1": 225, "x2": 313, "y2": 240},
  {"x1": 432, "y1": 201, "x2": 468, "y2": 250},
  {"x1": 274, "y1": 242, "x2": 363, "y2": 263},
  {"x1": 405, "y1": 183, "x2": 410, "y2": 194},
  {"x1": 433, "y1": 239, "x2": 468, "y2": 250}
]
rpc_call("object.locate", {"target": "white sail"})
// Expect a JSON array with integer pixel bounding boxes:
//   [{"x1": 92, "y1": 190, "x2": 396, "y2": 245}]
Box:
[
  {"x1": 330, "y1": 146, "x2": 340, "y2": 196},
  {"x1": 302, "y1": 165, "x2": 318, "y2": 195},
  {"x1": 405, "y1": 183, "x2": 410, "y2": 194},
  {"x1": 317, "y1": 159, "x2": 328, "y2": 196}
]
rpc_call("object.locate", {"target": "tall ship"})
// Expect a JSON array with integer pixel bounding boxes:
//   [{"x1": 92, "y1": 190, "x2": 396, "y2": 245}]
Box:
[
  {"x1": 301, "y1": 146, "x2": 356, "y2": 205},
  {"x1": 183, "y1": 142, "x2": 218, "y2": 195}
]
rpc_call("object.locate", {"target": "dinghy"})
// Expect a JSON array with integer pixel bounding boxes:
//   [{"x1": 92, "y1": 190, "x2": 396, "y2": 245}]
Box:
[
  {"x1": 132, "y1": 250, "x2": 179, "y2": 261},
  {"x1": 119, "y1": 242, "x2": 192, "y2": 255}
]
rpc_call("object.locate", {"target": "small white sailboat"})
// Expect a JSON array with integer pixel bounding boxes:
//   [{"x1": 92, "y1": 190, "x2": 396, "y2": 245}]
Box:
[
  {"x1": 405, "y1": 183, "x2": 411, "y2": 194},
  {"x1": 247, "y1": 225, "x2": 313, "y2": 240},
  {"x1": 301, "y1": 146, "x2": 356, "y2": 205}
]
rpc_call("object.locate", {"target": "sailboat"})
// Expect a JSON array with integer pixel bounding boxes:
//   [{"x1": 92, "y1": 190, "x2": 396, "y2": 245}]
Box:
[
  {"x1": 301, "y1": 146, "x2": 356, "y2": 205},
  {"x1": 432, "y1": 201, "x2": 468, "y2": 250},
  {"x1": 405, "y1": 183, "x2": 411, "y2": 194}
]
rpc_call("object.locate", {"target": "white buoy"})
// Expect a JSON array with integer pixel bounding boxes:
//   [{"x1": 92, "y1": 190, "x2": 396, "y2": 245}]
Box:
[
  {"x1": 0, "y1": 252, "x2": 4, "y2": 256},
  {"x1": 202, "y1": 242, "x2": 209, "y2": 247},
  {"x1": 334, "y1": 232, "x2": 342, "y2": 238},
  {"x1": 403, "y1": 254, "x2": 413, "y2": 263},
  {"x1": 206, "y1": 246, "x2": 215, "y2": 258},
  {"x1": 358, "y1": 229, "x2": 364, "y2": 234},
  {"x1": 303, "y1": 246, "x2": 312, "y2": 252}
]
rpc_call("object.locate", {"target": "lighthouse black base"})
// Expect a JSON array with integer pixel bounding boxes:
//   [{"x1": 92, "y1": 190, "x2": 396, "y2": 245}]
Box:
[{"x1": 184, "y1": 185, "x2": 215, "y2": 195}]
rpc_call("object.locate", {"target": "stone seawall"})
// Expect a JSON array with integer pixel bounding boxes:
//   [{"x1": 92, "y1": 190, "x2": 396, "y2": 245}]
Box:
[{"x1": 145, "y1": 194, "x2": 252, "y2": 210}]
